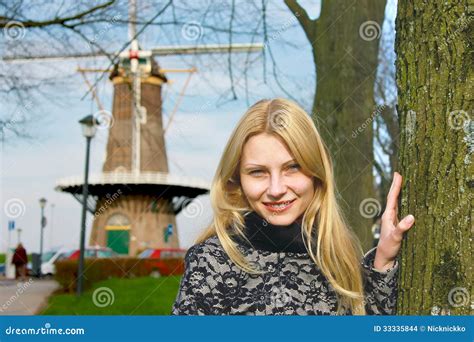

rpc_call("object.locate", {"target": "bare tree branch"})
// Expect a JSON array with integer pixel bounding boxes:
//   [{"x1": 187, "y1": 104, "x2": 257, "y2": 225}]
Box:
[
  {"x1": 284, "y1": 0, "x2": 317, "y2": 41},
  {"x1": 0, "y1": 0, "x2": 116, "y2": 28},
  {"x1": 227, "y1": 0, "x2": 237, "y2": 100}
]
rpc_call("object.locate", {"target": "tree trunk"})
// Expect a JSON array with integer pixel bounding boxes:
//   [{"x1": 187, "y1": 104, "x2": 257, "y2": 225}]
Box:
[
  {"x1": 396, "y1": 1, "x2": 473, "y2": 315},
  {"x1": 285, "y1": 0, "x2": 386, "y2": 250}
]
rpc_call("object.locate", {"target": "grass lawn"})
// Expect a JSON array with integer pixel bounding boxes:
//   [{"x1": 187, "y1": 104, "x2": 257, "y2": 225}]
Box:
[
  {"x1": 41, "y1": 276, "x2": 182, "y2": 315},
  {"x1": 0, "y1": 253, "x2": 32, "y2": 263}
]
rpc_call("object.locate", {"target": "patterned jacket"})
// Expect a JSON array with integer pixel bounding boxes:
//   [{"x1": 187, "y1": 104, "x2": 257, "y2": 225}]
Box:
[{"x1": 172, "y1": 211, "x2": 398, "y2": 315}]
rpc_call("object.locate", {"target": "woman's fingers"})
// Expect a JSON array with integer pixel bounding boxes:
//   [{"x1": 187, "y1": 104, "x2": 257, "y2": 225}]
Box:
[
  {"x1": 396, "y1": 214, "x2": 415, "y2": 235},
  {"x1": 386, "y1": 172, "x2": 402, "y2": 211},
  {"x1": 379, "y1": 174, "x2": 415, "y2": 259}
]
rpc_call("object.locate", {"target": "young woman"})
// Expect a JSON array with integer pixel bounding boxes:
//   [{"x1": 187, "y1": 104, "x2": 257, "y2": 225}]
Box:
[{"x1": 172, "y1": 98, "x2": 415, "y2": 315}]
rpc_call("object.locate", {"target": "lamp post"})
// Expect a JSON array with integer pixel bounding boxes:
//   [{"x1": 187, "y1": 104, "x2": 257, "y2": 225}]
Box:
[
  {"x1": 17, "y1": 228, "x2": 22, "y2": 244},
  {"x1": 39, "y1": 197, "x2": 47, "y2": 277},
  {"x1": 50, "y1": 203, "x2": 55, "y2": 249},
  {"x1": 77, "y1": 115, "x2": 97, "y2": 296}
]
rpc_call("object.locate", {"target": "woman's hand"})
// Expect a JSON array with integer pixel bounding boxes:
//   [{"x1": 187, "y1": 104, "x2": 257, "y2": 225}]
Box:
[{"x1": 374, "y1": 172, "x2": 415, "y2": 271}]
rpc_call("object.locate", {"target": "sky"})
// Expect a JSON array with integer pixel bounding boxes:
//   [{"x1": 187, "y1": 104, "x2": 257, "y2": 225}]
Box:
[{"x1": 0, "y1": 0, "x2": 396, "y2": 254}]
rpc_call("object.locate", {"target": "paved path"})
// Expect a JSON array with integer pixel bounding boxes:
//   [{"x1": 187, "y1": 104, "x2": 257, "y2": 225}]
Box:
[{"x1": 0, "y1": 278, "x2": 59, "y2": 315}]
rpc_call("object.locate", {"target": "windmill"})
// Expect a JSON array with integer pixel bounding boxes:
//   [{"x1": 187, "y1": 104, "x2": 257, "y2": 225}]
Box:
[{"x1": 3, "y1": 0, "x2": 263, "y2": 255}]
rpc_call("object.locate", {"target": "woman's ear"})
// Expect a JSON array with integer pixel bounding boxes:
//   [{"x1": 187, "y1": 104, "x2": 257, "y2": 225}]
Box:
[
  {"x1": 229, "y1": 169, "x2": 241, "y2": 185},
  {"x1": 312, "y1": 176, "x2": 322, "y2": 189}
]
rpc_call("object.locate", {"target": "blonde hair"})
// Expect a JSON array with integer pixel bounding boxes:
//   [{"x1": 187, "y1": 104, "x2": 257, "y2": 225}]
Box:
[{"x1": 197, "y1": 98, "x2": 366, "y2": 314}]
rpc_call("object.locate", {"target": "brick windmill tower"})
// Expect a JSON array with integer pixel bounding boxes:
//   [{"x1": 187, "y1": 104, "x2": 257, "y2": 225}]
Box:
[
  {"x1": 50, "y1": 2, "x2": 263, "y2": 255},
  {"x1": 55, "y1": 54, "x2": 212, "y2": 255},
  {"x1": 85, "y1": 56, "x2": 193, "y2": 255}
]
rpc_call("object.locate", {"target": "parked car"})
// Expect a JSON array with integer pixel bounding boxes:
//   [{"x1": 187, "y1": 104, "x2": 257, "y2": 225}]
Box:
[
  {"x1": 138, "y1": 248, "x2": 186, "y2": 276},
  {"x1": 67, "y1": 246, "x2": 119, "y2": 260},
  {"x1": 41, "y1": 247, "x2": 75, "y2": 276},
  {"x1": 40, "y1": 246, "x2": 119, "y2": 275}
]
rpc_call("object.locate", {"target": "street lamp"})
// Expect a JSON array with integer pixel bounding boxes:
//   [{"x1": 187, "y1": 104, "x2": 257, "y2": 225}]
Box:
[
  {"x1": 77, "y1": 115, "x2": 97, "y2": 296},
  {"x1": 39, "y1": 197, "x2": 47, "y2": 277},
  {"x1": 49, "y1": 203, "x2": 55, "y2": 249},
  {"x1": 17, "y1": 228, "x2": 22, "y2": 244}
]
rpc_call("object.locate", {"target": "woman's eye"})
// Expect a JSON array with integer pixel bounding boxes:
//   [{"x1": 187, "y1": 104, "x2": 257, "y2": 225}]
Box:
[
  {"x1": 249, "y1": 170, "x2": 264, "y2": 176},
  {"x1": 287, "y1": 164, "x2": 301, "y2": 171}
]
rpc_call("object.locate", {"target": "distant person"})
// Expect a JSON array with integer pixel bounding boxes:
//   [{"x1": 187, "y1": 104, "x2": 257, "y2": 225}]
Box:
[{"x1": 12, "y1": 243, "x2": 28, "y2": 281}]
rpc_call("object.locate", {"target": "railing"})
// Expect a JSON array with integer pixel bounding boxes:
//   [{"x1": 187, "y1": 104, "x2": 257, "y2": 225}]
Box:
[{"x1": 56, "y1": 172, "x2": 210, "y2": 190}]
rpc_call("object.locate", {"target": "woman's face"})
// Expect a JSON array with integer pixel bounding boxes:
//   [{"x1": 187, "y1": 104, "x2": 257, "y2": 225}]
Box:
[{"x1": 239, "y1": 133, "x2": 315, "y2": 226}]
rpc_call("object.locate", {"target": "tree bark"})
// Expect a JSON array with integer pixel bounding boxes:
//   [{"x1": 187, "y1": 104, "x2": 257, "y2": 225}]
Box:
[
  {"x1": 396, "y1": 1, "x2": 473, "y2": 315},
  {"x1": 285, "y1": 0, "x2": 386, "y2": 250}
]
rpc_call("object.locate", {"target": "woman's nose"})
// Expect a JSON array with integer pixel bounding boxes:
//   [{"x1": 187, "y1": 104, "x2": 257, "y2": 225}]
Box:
[{"x1": 267, "y1": 174, "x2": 287, "y2": 198}]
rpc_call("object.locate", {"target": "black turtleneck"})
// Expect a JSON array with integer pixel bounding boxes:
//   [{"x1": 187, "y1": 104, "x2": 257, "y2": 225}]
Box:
[
  {"x1": 173, "y1": 212, "x2": 400, "y2": 315},
  {"x1": 236, "y1": 211, "x2": 310, "y2": 254}
]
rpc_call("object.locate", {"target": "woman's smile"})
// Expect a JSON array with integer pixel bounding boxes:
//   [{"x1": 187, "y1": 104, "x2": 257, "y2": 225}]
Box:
[{"x1": 262, "y1": 198, "x2": 297, "y2": 213}]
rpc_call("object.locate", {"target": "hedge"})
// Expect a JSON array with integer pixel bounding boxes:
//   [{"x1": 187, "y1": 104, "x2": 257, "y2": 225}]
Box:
[{"x1": 55, "y1": 258, "x2": 184, "y2": 292}]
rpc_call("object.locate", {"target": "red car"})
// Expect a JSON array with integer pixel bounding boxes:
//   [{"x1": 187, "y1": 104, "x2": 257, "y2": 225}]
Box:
[
  {"x1": 138, "y1": 248, "x2": 186, "y2": 276},
  {"x1": 67, "y1": 247, "x2": 119, "y2": 260}
]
